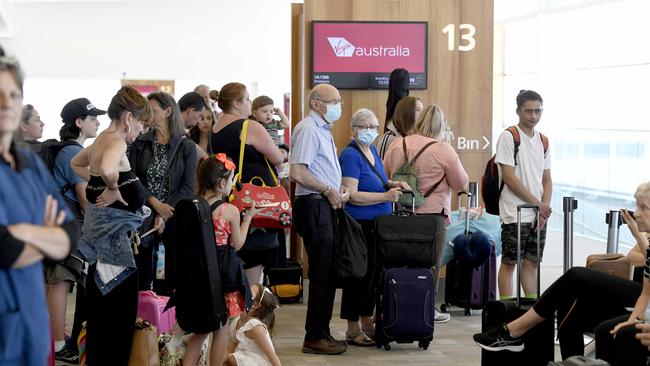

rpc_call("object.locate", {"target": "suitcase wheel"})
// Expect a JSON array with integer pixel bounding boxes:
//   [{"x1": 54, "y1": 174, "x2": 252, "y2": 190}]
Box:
[
  {"x1": 383, "y1": 343, "x2": 391, "y2": 351},
  {"x1": 418, "y1": 340, "x2": 430, "y2": 350},
  {"x1": 464, "y1": 308, "x2": 471, "y2": 316}
]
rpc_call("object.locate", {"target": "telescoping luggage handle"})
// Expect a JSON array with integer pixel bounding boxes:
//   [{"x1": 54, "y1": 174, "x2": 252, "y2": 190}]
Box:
[
  {"x1": 516, "y1": 204, "x2": 541, "y2": 307},
  {"x1": 394, "y1": 189, "x2": 416, "y2": 215},
  {"x1": 457, "y1": 191, "x2": 473, "y2": 235}
]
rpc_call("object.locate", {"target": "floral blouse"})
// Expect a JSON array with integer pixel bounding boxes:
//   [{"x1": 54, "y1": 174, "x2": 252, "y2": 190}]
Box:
[{"x1": 146, "y1": 140, "x2": 171, "y2": 201}]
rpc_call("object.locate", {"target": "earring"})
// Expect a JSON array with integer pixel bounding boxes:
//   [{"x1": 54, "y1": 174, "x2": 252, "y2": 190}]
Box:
[{"x1": 126, "y1": 123, "x2": 131, "y2": 134}]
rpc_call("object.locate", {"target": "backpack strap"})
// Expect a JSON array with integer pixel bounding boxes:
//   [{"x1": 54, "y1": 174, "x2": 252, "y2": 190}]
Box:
[
  {"x1": 506, "y1": 126, "x2": 521, "y2": 166},
  {"x1": 410, "y1": 140, "x2": 437, "y2": 164},
  {"x1": 423, "y1": 174, "x2": 447, "y2": 198},
  {"x1": 539, "y1": 132, "x2": 549, "y2": 155},
  {"x1": 209, "y1": 200, "x2": 224, "y2": 212}
]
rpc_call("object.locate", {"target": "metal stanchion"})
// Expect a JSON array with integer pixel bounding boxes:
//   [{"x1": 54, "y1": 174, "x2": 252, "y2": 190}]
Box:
[
  {"x1": 606, "y1": 210, "x2": 623, "y2": 253},
  {"x1": 563, "y1": 197, "x2": 578, "y2": 273}
]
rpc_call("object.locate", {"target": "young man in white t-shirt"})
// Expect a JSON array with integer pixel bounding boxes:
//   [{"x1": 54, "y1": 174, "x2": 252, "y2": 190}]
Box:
[{"x1": 495, "y1": 90, "x2": 552, "y2": 298}]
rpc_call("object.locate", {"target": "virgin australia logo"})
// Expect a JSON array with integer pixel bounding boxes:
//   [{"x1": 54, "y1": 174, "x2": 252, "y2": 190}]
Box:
[
  {"x1": 327, "y1": 37, "x2": 355, "y2": 57},
  {"x1": 327, "y1": 37, "x2": 411, "y2": 57}
]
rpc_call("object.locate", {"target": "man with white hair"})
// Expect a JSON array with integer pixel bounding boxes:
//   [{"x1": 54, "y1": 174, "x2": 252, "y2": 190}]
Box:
[{"x1": 290, "y1": 83, "x2": 348, "y2": 355}]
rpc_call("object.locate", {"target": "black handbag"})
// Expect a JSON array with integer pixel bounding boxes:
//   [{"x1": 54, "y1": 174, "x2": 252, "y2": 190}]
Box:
[{"x1": 333, "y1": 209, "x2": 368, "y2": 283}]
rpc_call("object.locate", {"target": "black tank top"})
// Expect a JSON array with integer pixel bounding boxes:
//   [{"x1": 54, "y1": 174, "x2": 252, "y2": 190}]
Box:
[
  {"x1": 210, "y1": 119, "x2": 275, "y2": 186},
  {"x1": 86, "y1": 170, "x2": 146, "y2": 212}
]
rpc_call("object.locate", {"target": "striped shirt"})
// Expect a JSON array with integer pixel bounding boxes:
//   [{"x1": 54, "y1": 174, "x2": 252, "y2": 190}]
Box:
[{"x1": 290, "y1": 110, "x2": 342, "y2": 196}]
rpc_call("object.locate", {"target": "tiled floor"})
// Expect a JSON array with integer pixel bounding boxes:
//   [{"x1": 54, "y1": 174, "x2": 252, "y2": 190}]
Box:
[{"x1": 59, "y1": 230, "x2": 608, "y2": 365}]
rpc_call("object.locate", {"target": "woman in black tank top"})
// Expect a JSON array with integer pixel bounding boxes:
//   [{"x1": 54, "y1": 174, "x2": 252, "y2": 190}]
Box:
[
  {"x1": 70, "y1": 86, "x2": 153, "y2": 366},
  {"x1": 210, "y1": 82, "x2": 289, "y2": 286},
  {"x1": 86, "y1": 170, "x2": 145, "y2": 212}
]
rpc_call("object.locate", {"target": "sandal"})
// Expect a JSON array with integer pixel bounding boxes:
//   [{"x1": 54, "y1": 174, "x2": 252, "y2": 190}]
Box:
[
  {"x1": 346, "y1": 331, "x2": 376, "y2": 347},
  {"x1": 362, "y1": 327, "x2": 375, "y2": 340}
]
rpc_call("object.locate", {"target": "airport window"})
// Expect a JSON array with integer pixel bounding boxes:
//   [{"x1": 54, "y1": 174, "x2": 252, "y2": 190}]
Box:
[{"x1": 495, "y1": 0, "x2": 650, "y2": 247}]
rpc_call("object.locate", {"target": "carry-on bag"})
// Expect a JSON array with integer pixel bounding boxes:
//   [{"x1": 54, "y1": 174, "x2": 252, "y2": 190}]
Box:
[
  {"x1": 586, "y1": 253, "x2": 632, "y2": 280},
  {"x1": 136, "y1": 290, "x2": 176, "y2": 334},
  {"x1": 374, "y1": 191, "x2": 442, "y2": 268},
  {"x1": 375, "y1": 267, "x2": 435, "y2": 350},
  {"x1": 171, "y1": 197, "x2": 227, "y2": 334},
  {"x1": 481, "y1": 204, "x2": 555, "y2": 366},
  {"x1": 444, "y1": 191, "x2": 496, "y2": 314},
  {"x1": 265, "y1": 259, "x2": 304, "y2": 303}
]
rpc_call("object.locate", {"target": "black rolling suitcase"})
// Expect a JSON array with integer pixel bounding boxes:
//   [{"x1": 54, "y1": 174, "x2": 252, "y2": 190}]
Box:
[
  {"x1": 375, "y1": 267, "x2": 435, "y2": 351},
  {"x1": 481, "y1": 204, "x2": 555, "y2": 366},
  {"x1": 374, "y1": 191, "x2": 441, "y2": 351}
]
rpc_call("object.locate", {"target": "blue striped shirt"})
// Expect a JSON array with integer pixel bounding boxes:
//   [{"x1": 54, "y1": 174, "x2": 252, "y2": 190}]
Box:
[{"x1": 290, "y1": 110, "x2": 342, "y2": 196}]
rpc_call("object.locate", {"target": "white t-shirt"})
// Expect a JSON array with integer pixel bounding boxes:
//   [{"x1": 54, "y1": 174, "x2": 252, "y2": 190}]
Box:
[{"x1": 495, "y1": 126, "x2": 551, "y2": 224}]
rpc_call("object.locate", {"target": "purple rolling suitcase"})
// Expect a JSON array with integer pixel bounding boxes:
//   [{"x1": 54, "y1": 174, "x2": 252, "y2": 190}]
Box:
[
  {"x1": 375, "y1": 267, "x2": 435, "y2": 350},
  {"x1": 444, "y1": 192, "x2": 497, "y2": 314},
  {"x1": 445, "y1": 246, "x2": 496, "y2": 312}
]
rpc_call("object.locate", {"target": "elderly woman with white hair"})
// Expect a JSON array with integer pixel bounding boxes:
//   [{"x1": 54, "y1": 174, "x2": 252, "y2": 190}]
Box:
[{"x1": 338, "y1": 108, "x2": 410, "y2": 347}]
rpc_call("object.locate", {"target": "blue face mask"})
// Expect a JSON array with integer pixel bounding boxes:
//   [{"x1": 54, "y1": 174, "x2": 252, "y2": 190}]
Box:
[
  {"x1": 323, "y1": 103, "x2": 342, "y2": 123},
  {"x1": 357, "y1": 129, "x2": 379, "y2": 145}
]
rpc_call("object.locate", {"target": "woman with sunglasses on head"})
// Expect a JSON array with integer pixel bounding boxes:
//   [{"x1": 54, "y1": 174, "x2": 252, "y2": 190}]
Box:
[{"x1": 71, "y1": 85, "x2": 151, "y2": 365}]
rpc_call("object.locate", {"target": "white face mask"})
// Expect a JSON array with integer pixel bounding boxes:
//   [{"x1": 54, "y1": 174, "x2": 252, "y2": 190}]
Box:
[
  {"x1": 357, "y1": 129, "x2": 379, "y2": 145},
  {"x1": 323, "y1": 103, "x2": 342, "y2": 123}
]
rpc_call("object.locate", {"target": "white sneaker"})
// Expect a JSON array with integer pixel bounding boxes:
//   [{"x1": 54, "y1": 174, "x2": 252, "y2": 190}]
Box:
[{"x1": 434, "y1": 310, "x2": 451, "y2": 323}]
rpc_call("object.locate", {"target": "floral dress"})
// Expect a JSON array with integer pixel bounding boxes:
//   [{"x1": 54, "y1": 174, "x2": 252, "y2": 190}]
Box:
[{"x1": 213, "y1": 204, "x2": 245, "y2": 318}]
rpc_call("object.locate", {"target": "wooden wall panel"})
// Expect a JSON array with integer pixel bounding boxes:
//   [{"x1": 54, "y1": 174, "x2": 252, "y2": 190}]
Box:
[
  {"x1": 291, "y1": 0, "x2": 494, "y2": 259},
  {"x1": 296, "y1": 0, "x2": 494, "y2": 187}
]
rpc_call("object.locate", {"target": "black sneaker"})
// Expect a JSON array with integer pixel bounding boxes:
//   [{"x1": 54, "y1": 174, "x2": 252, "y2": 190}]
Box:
[
  {"x1": 55, "y1": 344, "x2": 79, "y2": 364},
  {"x1": 473, "y1": 324, "x2": 524, "y2": 352}
]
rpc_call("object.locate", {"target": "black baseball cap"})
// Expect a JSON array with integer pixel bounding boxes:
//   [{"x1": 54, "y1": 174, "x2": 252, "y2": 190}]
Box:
[{"x1": 61, "y1": 98, "x2": 106, "y2": 124}]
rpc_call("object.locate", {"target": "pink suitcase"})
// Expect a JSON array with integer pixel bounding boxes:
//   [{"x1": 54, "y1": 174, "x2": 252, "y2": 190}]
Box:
[{"x1": 136, "y1": 290, "x2": 176, "y2": 333}]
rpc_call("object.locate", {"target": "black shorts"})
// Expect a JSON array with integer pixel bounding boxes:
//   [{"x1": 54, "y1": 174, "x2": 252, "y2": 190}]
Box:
[{"x1": 500, "y1": 222, "x2": 547, "y2": 264}]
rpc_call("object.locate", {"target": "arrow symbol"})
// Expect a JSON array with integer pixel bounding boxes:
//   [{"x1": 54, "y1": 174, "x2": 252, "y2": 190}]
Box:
[{"x1": 482, "y1": 136, "x2": 490, "y2": 150}]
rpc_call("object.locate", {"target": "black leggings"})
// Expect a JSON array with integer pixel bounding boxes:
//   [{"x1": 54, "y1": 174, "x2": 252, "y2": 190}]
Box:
[
  {"x1": 86, "y1": 264, "x2": 138, "y2": 366},
  {"x1": 596, "y1": 314, "x2": 650, "y2": 365},
  {"x1": 531, "y1": 267, "x2": 641, "y2": 359}
]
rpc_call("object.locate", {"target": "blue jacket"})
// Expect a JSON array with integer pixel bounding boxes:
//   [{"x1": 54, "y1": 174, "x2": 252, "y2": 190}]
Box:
[
  {"x1": 78, "y1": 204, "x2": 149, "y2": 294},
  {"x1": 0, "y1": 144, "x2": 75, "y2": 365}
]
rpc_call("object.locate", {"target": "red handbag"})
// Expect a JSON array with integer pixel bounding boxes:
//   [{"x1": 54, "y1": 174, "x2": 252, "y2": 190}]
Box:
[{"x1": 230, "y1": 120, "x2": 292, "y2": 228}]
